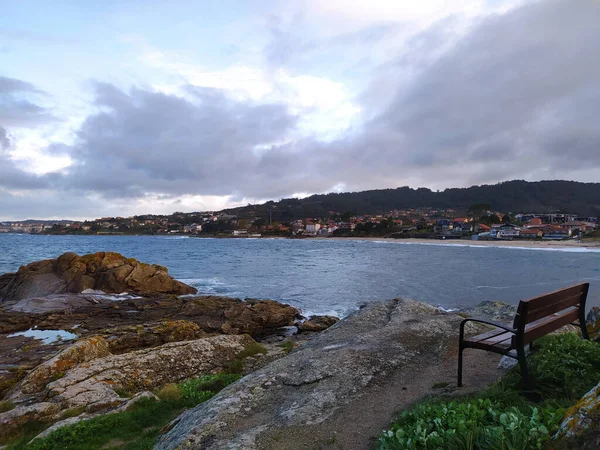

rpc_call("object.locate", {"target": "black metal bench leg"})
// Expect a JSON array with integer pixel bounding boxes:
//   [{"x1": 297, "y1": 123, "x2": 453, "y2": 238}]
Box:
[
  {"x1": 457, "y1": 344, "x2": 464, "y2": 387},
  {"x1": 580, "y1": 322, "x2": 590, "y2": 340},
  {"x1": 517, "y1": 345, "x2": 533, "y2": 391}
]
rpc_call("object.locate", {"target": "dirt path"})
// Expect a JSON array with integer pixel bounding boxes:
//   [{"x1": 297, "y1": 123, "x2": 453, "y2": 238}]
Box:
[{"x1": 255, "y1": 350, "x2": 501, "y2": 450}]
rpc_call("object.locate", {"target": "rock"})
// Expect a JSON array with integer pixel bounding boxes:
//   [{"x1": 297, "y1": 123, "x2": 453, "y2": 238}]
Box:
[
  {"x1": 155, "y1": 298, "x2": 480, "y2": 450},
  {"x1": 15, "y1": 336, "x2": 111, "y2": 396},
  {"x1": 497, "y1": 355, "x2": 518, "y2": 370},
  {"x1": 554, "y1": 381, "x2": 600, "y2": 446},
  {"x1": 0, "y1": 402, "x2": 61, "y2": 442},
  {"x1": 30, "y1": 391, "x2": 159, "y2": 442},
  {"x1": 587, "y1": 307, "x2": 600, "y2": 340},
  {"x1": 298, "y1": 315, "x2": 340, "y2": 332},
  {"x1": 222, "y1": 299, "x2": 300, "y2": 336},
  {"x1": 0, "y1": 273, "x2": 15, "y2": 294},
  {"x1": 2, "y1": 334, "x2": 254, "y2": 439},
  {"x1": 460, "y1": 300, "x2": 517, "y2": 323},
  {"x1": 0, "y1": 252, "x2": 197, "y2": 302},
  {"x1": 100, "y1": 320, "x2": 204, "y2": 353}
]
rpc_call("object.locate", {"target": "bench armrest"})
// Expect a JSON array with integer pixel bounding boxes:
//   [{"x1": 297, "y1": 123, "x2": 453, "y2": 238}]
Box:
[{"x1": 459, "y1": 318, "x2": 516, "y2": 341}]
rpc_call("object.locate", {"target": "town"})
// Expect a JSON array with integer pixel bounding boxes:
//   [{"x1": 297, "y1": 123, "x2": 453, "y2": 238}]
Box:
[{"x1": 1, "y1": 207, "x2": 598, "y2": 241}]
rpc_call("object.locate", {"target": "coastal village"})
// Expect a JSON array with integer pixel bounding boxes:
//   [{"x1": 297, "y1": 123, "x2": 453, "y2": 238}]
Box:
[{"x1": 1, "y1": 209, "x2": 598, "y2": 241}]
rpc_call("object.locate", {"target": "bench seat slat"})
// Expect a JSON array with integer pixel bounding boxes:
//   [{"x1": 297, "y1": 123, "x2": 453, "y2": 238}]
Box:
[{"x1": 466, "y1": 327, "x2": 513, "y2": 344}]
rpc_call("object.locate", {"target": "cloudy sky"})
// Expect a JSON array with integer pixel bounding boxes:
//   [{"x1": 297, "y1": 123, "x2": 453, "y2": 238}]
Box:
[{"x1": 1, "y1": 0, "x2": 599, "y2": 220}]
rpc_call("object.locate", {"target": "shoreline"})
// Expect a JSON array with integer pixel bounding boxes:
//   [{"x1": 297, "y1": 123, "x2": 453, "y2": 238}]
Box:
[
  {"x1": 4, "y1": 232, "x2": 600, "y2": 250},
  {"x1": 314, "y1": 236, "x2": 600, "y2": 249}
]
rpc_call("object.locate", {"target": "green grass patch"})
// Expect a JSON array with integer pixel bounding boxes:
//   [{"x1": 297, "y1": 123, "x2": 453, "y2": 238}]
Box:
[
  {"x1": 431, "y1": 382, "x2": 449, "y2": 390},
  {"x1": 4, "y1": 373, "x2": 241, "y2": 450},
  {"x1": 378, "y1": 333, "x2": 600, "y2": 450},
  {"x1": 225, "y1": 342, "x2": 268, "y2": 374},
  {"x1": 278, "y1": 341, "x2": 294, "y2": 353}
]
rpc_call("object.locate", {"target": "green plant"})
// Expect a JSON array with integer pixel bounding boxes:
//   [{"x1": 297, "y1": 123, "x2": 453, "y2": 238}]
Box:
[
  {"x1": 155, "y1": 383, "x2": 182, "y2": 402},
  {"x1": 431, "y1": 382, "x2": 449, "y2": 389},
  {"x1": 225, "y1": 342, "x2": 268, "y2": 374},
  {"x1": 378, "y1": 398, "x2": 563, "y2": 450},
  {"x1": 59, "y1": 406, "x2": 86, "y2": 420},
  {"x1": 525, "y1": 333, "x2": 600, "y2": 399},
  {"x1": 278, "y1": 341, "x2": 294, "y2": 353},
  {"x1": 178, "y1": 374, "x2": 241, "y2": 405},
  {"x1": 4, "y1": 373, "x2": 241, "y2": 450},
  {"x1": 378, "y1": 333, "x2": 600, "y2": 450},
  {"x1": 51, "y1": 371, "x2": 66, "y2": 381}
]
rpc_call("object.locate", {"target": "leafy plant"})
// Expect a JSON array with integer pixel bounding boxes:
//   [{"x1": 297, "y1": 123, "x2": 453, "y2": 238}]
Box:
[
  {"x1": 378, "y1": 398, "x2": 563, "y2": 450},
  {"x1": 378, "y1": 333, "x2": 600, "y2": 450}
]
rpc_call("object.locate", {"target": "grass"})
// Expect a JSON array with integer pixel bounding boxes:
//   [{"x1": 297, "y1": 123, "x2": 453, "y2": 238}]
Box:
[
  {"x1": 378, "y1": 333, "x2": 600, "y2": 450},
  {"x1": 3, "y1": 373, "x2": 241, "y2": 450},
  {"x1": 431, "y1": 382, "x2": 449, "y2": 390},
  {"x1": 278, "y1": 341, "x2": 295, "y2": 353},
  {"x1": 224, "y1": 341, "x2": 268, "y2": 374}
]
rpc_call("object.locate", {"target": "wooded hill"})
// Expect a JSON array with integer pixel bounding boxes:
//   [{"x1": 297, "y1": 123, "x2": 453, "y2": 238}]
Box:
[{"x1": 225, "y1": 180, "x2": 600, "y2": 220}]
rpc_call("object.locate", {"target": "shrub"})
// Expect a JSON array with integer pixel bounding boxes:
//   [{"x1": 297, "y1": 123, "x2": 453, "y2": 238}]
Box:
[
  {"x1": 155, "y1": 383, "x2": 182, "y2": 402},
  {"x1": 179, "y1": 374, "x2": 241, "y2": 405},
  {"x1": 525, "y1": 333, "x2": 600, "y2": 400}
]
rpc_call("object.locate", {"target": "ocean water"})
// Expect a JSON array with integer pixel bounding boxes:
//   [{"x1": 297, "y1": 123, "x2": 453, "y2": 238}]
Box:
[{"x1": 1, "y1": 234, "x2": 599, "y2": 317}]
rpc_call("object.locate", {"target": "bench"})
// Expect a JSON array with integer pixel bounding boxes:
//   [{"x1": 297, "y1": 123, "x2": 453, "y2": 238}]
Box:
[{"x1": 458, "y1": 283, "x2": 590, "y2": 390}]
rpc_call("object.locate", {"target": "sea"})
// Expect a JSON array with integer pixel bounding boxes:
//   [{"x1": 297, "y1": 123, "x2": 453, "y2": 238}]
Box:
[{"x1": 1, "y1": 234, "x2": 599, "y2": 318}]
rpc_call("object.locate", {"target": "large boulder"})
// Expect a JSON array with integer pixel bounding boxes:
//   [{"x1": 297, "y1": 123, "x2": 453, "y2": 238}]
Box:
[
  {"x1": 156, "y1": 298, "x2": 502, "y2": 450},
  {"x1": 100, "y1": 320, "x2": 205, "y2": 353},
  {"x1": 2, "y1": 334, "x2": 255, "y2": 439},
  {"x1": 298, "y1": 315, "x2": 340, "y2": 332},
  {"x1": 221, "y1": 299, "x2": 300, "y2": 336},
  {"x1": 0, "y1": 252, "x2": 197, "y2": 302}
]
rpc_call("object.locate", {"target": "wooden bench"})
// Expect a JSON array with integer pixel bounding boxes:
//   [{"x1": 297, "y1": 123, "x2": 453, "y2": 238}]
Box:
[{"x1": 458, "y1": 283, "x2": 590, "y2": 390}]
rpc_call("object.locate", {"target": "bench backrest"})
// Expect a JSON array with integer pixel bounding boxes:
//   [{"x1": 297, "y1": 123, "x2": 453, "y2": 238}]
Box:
[{"x1": 512, "y1": 282, "x2": 589, "y2": 345}]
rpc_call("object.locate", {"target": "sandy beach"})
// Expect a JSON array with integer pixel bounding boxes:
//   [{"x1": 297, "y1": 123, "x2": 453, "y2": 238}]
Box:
[{"x1": 317, "y1": 236, "x2": 600, "y2": 249}]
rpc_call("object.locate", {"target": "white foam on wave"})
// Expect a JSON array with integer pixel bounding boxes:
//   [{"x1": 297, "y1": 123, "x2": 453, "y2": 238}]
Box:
[
  {"x1": 179, "y1": 277, "x2": 239, "y2": 297},
  {"x1": 369, "y1": 240, "x2": 600, "y2": 253},
  {"x1": 437, "y1": 306, "x2": 458, "y2": 312},
  {"x1": 80, "y1": 289, "x2": 142, "y2": 301}
]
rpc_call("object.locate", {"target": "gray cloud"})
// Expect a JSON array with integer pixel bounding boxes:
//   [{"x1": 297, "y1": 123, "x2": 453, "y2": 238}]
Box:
[
  {"x1": 0, "y1": 126, "x2": 10, "y2": 151},
  {"x1": 0, "y1": 76, "x2": 54, "y2": 127},
  {"x1": 57, "y1": 83, "x2": 298, "y2": 199},
  {"x1": 326, "y1": 0, "x2": 600, "y2": 189},
  {"x1": 5, "y1": 0, "x2": 600, "y2": 219}
]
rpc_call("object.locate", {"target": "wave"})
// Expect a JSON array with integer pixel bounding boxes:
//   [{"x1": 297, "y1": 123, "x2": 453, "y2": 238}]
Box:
[{"x1": 179, "y1": 277, "x2": 239, "y2": 297}]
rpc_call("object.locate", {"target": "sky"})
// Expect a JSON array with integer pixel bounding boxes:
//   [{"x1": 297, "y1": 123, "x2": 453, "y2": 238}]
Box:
[{"x1": 1, "y1": 0, "x2": 599, "y2": 220}]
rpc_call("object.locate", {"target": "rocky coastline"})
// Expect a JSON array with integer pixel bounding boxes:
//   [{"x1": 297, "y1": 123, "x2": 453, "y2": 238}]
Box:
[{"x1": 1, "y1": 252, "x2": 599, "y2": 449}]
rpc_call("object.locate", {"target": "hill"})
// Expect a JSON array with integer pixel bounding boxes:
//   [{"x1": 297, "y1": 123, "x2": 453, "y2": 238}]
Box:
[{"x1": 225, "y1": 180, "x2": 600, "y2": 220}]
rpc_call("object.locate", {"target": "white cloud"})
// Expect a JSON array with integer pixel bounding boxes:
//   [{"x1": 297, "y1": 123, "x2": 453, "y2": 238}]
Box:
[{"x1": 142, "y1": 50, "x2": 361, "y2": 140}]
